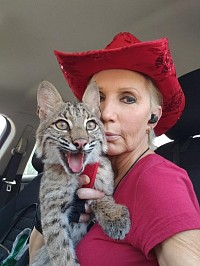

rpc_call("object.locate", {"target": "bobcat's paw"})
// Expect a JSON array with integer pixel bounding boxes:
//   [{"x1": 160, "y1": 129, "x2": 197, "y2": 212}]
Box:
[
  {"x1": 101, "y1": 205, "x2": 131, "y2": 240},
  {"x1": 66, "y1": 257, "x2": 80, "y2": 266}
]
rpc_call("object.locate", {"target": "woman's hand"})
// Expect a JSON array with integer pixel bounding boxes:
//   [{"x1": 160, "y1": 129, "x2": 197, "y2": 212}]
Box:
[{"x1": 73, "y1": 174, "x2": 105, "y2": 223}]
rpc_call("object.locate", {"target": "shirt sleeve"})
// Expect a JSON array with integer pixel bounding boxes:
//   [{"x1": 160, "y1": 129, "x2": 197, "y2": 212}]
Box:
[{"x1": 130, "y1": 160, "x2": 200, "y2": 259}]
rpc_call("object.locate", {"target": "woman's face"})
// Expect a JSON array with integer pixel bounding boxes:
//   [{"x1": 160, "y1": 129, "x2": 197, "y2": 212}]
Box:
[{"x1": 92, "y1": 69, "x2": 154, "y2": 156}]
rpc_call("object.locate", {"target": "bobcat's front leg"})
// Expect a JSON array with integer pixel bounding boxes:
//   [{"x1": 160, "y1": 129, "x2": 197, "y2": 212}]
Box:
[{"x1": 90, "y1": 196, "x2": 130, "y2": 240}]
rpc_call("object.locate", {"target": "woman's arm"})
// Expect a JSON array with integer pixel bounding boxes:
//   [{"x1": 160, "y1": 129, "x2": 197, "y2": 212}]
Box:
[
  {"x1": 155, "y1": 229, "x2": 200, "y2": 266},
  {"x1": 29, "y1": 227, "x2": 44, "y2": 264}
]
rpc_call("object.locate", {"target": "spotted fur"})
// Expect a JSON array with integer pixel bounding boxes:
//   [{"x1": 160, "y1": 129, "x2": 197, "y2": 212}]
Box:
[{"x1": 31, "y1": 81, "x2": 130, "y2": 266}]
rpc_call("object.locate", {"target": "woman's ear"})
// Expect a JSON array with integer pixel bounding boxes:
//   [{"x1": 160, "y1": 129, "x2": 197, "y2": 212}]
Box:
[{"x1": 148, "y1": 106, "x2": 162, "y2": 128}]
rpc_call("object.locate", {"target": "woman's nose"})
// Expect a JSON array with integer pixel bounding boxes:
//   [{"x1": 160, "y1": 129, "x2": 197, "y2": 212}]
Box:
[{"x1": 100, "y1": 100, "x2": 117, "y2": 122}]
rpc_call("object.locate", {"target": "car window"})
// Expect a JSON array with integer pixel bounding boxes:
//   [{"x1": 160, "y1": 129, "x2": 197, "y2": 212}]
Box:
[
  {"x1": 0, "y1": 115, "x2": 7, "y2": 136},
  {"x1": 0, "y1": 114, "x2": 11, "y2": 148},
  {"x1": 154, "y1": 134, "x2": 172, "y2": 147},
  {"x1": 23, "y1": 147, "x2": 38, "y2": 177}
]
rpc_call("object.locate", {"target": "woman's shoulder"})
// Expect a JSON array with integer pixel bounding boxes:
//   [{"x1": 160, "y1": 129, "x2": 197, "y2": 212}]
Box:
[
  {"x1": 128, "y1": 153, "x2": 193, "y2": 197},
  {"x1": 131, "y1": 153, "x2": 199, "y2": 208},
  {"x1": 115, "y1": 152, "x2": 199, "y2": 213},
  {"x1": 136, "y1": 153, "x2": 187, "y2": 176},
  {"x1": 117, "y1": 153, "x2": 189, "y2": 195}
]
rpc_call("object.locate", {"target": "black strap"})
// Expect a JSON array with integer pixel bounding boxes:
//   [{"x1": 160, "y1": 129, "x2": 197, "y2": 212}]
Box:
[
  {"x1": 0, "y1": 152, "x2": 24, "y2": 209},
  {"x1": 0, "y1": 137, "x2": 27, "y2": 209},
  {"x1": 0, "y1": 124, "x2": 34, "y2": 209}
]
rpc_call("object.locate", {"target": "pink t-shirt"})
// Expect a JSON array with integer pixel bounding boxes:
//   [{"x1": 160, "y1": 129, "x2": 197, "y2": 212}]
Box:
[{"x1": 76, "y1": 154, "x2": 200, "y2": 265}]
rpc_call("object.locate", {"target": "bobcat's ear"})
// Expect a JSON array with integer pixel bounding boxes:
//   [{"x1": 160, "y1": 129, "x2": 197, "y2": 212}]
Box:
[
  {"x1": 37, "y1": 81, "x2": 63, "y2": 120},
  {"x1": 82, "y1": 82, "x2": 101, "y2": 118}
]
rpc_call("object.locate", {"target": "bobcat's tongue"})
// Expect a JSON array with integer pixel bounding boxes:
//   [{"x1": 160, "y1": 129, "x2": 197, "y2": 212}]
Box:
[{"x1": 67, "y1": 152, "x2": 84, "y2": 173}]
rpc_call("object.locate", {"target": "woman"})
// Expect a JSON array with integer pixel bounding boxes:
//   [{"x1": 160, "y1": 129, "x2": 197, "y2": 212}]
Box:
[{"x1": 30, "y1": 32, "x2": 200, "y2": 265}]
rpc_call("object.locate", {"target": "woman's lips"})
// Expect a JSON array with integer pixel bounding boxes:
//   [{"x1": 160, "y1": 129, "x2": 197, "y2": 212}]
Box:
[{"x1": 105, "y1": 132, "x2": 120, "y2": 142}]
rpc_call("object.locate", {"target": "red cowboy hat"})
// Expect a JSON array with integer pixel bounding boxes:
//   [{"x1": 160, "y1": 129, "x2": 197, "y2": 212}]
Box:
[{"x1": 54, "y1": 32, "x2": 185, "y2": 136}]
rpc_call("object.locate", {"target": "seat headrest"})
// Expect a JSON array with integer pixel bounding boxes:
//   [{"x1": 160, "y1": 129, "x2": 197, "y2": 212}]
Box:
[
  {"x1": 32, "y1": 153, "x2": 44, "y2": 173},
  {"x1": 166, "y1": 69, "x2": 200, "y2": 140}
]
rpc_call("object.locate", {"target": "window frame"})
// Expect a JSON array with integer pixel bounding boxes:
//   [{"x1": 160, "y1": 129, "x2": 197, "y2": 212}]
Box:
[{"x1": 0, "y1": 115, "x2": 11, "y2": 149}]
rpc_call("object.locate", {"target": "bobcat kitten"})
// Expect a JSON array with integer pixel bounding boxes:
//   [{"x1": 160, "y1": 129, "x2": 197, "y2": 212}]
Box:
[{"x1": 32, "y1": 81, "x2": 130, "y2": 266}]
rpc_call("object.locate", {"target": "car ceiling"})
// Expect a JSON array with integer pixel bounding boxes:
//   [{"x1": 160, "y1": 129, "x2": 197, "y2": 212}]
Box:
[
  {"x1": 0, "y1": 0, "x2": 199, "y2": 117},
  {"x1": 0, "y1": 0, "x2": 200, "y2": 242}
]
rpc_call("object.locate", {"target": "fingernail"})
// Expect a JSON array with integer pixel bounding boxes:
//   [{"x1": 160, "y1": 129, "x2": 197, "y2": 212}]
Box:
[
  {"x1": 86, "y1": 176, "x2": 90, "y2": 183},
  {"x1": 82, "y1": 174, "x2": 90, "y2": 184}
]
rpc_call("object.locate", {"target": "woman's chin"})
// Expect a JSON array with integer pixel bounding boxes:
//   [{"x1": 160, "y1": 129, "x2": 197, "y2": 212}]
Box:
[{"x1": 106, "y1": 145, "x2": 122, "y2": 156}]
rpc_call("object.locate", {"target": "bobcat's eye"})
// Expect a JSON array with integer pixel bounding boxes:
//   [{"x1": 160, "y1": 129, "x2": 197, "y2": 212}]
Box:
[
  {"x1": 86, "y1": 120, "x2": 98, "y2": 131},
  {"x1": 54, "y1": 120, "x2": 70, "y2": 131}
]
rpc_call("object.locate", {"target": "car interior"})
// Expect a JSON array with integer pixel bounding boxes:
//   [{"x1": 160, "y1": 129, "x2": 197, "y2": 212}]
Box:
[{"x1": 0, "y1": 1, "x2": 199, "y2": 265}]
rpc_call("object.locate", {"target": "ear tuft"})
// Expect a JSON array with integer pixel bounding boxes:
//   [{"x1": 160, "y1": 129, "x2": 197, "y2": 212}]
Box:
[
  {"x1": 37, "y1": 81, "x2": 63, "y2": 119},
  {"x1": 82, "y1": 82, "x2": 100, "y2": 117}
]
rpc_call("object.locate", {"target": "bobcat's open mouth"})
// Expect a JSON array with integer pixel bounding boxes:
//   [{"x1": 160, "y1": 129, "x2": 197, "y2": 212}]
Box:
[{"x1": 61, "y1": 151, "x2": 85, "y2": 173}]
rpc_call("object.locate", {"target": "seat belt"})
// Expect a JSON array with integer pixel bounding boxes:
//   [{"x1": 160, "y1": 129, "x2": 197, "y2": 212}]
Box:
[{"x1": 0, "y1": 125, "x2": 33, "y2": 209}]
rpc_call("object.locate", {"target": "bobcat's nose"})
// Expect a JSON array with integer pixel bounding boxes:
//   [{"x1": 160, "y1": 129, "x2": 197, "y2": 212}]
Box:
[{"x1": 73, "y1": 139, "x2": 88, "y2": 149}]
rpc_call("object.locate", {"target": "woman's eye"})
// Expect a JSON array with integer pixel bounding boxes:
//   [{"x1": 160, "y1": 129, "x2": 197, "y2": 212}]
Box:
[
  {"x1": 86, "y1": 120, "x2": 97, "y2": 131},
  {"x1": 54, "y1": 120, "x2": 69, "y2": 130},
  {"x1": 99, "y1": 94, "x2": 105, "y2": 102},
  {"x1": 121, "y1": 96, "x2": 136, "y2": 104}
]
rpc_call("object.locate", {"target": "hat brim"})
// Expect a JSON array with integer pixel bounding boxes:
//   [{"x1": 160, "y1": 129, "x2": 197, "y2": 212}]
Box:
[{"x1": 54, "y1": 37, "x2": 185, "y2": 136}]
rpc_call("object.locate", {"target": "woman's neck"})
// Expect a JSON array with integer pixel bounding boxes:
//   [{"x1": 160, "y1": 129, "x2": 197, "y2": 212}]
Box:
[{"x1": 110, "y1": 148, "x2": 154, "y2": 188}]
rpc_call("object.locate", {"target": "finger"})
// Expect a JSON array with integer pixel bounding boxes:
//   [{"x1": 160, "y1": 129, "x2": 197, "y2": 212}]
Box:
[
  {"x1": 78, "y1": 174, "x2": 90, "y2": 186},
  {"x1": 84, "y1": 203, "x2": 92, "y2": 214},
  {"x1": 79, "y1": 213, "x2": 91, "y2": 223},
  {"x1": 77, "y1": 188, "x2": 105, "y2": 200}
]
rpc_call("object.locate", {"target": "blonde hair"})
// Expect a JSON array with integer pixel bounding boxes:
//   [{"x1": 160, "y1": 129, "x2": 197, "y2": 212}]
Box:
[{"x1": 145, "y1": 76, "x2": 163, "y2": 149}]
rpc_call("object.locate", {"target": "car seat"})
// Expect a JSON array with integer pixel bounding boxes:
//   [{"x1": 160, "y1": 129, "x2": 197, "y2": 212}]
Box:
[
  {"x1": 156, "y1": 69, "x2": 200, "y2": 203},
  {"x1": 0, "y1": 160, "x2": 42, "y2": 265}
]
